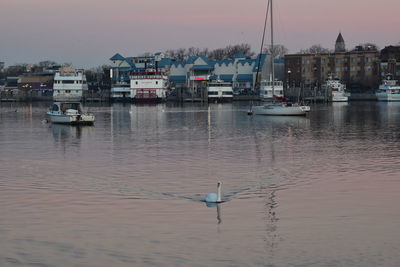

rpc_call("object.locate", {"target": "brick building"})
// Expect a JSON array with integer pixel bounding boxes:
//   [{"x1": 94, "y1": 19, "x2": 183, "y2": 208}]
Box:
[{"x1": 284, "y1": 33, "x2": 380, "y2": 91}]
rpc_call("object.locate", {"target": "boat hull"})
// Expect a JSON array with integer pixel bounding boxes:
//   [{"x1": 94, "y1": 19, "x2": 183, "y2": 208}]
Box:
[
  {"x1": 376, "y1": 93, "x2": 400, "y2": 101},
  {"x1": 253, "y1": 104, "x2": 308, "y2": 116},
  {"x1": 47, "y1": 113, "x2": 95, "y2": 125},
  {"x1": 331, "y1": 96, "x2": 349, "y2": 102}
]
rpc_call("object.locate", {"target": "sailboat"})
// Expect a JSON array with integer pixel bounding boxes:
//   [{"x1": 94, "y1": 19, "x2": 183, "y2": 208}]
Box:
[{"x1": 252, "y1": 0, "x2": 310, "y2": 116}]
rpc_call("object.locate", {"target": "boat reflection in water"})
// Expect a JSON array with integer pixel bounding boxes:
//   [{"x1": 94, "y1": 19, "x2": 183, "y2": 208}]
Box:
[
  {"x1": 378, "y1": 102, "x2": 400, "y2": 125},
  {"x1": 50, "y1": 124, "x2": 93, "y2": 147}
]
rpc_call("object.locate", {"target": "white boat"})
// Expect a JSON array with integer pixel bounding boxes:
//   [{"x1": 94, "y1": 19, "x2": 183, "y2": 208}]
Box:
[
  {"x1": 322, "y1": 76, "x2": 349, "y2": 102},
  {"x1": 376, "y1": 74, "x2": 400, "y2": 101},
  {"x1": 130, "y1": 69, "x2": 168, "y2": 102},
  {"x1": 53, "y1": 67, "x2": 88, "y2": 102},
  {"x1": 47, "y1": 102, "x2": 95, "y2": 125},
  {"x1": 110, "y1": 82, "x2": 131, "y2": 101},
  {"x1": 207, "y1": 80, "x2": 233, "y2": 102},
  {"x1": 253, "y1": 102, "x2": 309, "y2": 116},
  {"x1": 252, "y1": 0, "x2": 310, "y2": 116},
  {"x1": 260, "y1": 80, "x2": 284, "y2": 101}
]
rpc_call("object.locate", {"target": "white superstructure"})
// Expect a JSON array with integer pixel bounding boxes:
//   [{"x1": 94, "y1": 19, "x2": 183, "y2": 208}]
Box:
[
  {"x1": 207, "y1": 81, "x2": 233, "y2": 101},
  {"x1": 260, "y1": 80, "x2": 284, "y2": 101},
  {"x1": 322, "y1": 76, "x2": 349, "y2": 102},
  {"x1": 110, "y1": 82, "x2": 131, "y2": 101},
  {"x1": 53, "y1": 67, "x2": 88, "y2": 101},
  {"x1": 376, "y1": 74, "x2": 400, "y2": 102},
  {"x1": 130, "y1": 69, "x2": 168, "y2": 101}
]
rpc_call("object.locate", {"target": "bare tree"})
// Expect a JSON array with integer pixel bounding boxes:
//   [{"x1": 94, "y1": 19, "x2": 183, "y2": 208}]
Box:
[
  {"x1": 299, "y1": 45, "x2": 331, "y2": 54},
  {"x1": 208, "y1": 48, "x2": 226, "y2": 60},
  {"x1": 39, "y1": 61, "x2": 57, "y2": 68},
  {"x1": 263, "y1": 44, "x2": 288, "y2": 59},
  {"x1": 198, "y1": 48, "x2": 209, "y2": 57},
  {"x1": 166, "y1": 43, "x2": 255, "y2": 61},
  {"x1": 165, "y1": 48, "x2": 186, "y2": 61}
]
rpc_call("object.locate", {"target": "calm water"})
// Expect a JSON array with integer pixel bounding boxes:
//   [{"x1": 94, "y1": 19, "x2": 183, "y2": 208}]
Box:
[{"x1": 1, "y1": 101, "x2": 400, "y2": 267}]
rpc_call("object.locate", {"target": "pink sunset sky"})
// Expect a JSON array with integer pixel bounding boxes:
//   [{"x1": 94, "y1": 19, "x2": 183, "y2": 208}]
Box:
[{"x1": 1, "y1": 0, "x2": 399, "y2": 68}]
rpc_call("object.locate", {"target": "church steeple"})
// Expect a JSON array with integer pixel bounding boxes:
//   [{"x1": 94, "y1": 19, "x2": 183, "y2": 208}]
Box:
[{"x1": 335, "y1": 32, "x2": 346, "y2": 52}]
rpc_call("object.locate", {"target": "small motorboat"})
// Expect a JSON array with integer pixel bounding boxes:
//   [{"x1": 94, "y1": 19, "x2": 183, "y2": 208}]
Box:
[
  {"x1": 47, "y1": 102, "x2": 95, "y2": 125},
  {"x1": 252, "y1": 102, "x2": 310, "y2": 116}
]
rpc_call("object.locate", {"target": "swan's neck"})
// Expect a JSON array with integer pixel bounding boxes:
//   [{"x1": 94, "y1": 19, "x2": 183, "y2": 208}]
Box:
[{"x1": 217, "y1": 183, "x2": 222, "y2": 202}]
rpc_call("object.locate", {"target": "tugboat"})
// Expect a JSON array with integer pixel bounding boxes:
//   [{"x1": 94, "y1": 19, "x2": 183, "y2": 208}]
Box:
[{"x1": 47, "y1": 102, "x2": 95, "y2": 125}]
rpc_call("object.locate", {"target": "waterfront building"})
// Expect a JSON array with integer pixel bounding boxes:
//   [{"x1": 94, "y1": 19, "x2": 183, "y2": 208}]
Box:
[
  {"x1": 110, "y1": 52, "x2": 282, "y2": 100},
  {"x1": 18, "y1": 73, "x2": 54, "y2": 97},
  {"x1": 284, "y1": 33, "x2": 380, "y2": 91}
]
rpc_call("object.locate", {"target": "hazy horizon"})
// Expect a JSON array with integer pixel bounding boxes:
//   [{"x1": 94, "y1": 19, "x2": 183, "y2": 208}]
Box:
[{"x1": 1, "y1": 0, "x2": 399, "y2": 68}]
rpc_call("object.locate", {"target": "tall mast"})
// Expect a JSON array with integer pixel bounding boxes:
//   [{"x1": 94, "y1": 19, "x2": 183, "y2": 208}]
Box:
[{"x1": 271, "y1": 0, "x2": 275, "y2": 95}]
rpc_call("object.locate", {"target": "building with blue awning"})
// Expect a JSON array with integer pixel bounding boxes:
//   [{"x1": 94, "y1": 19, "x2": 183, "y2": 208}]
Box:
[{"x1": 109, "y1": 52, "x2": 283, "y2": 94}]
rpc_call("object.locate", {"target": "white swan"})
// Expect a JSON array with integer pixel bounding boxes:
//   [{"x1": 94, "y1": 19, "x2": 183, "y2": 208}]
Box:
[{"x1": 205, "y1": 182, "x2": 222, "y2": 203}]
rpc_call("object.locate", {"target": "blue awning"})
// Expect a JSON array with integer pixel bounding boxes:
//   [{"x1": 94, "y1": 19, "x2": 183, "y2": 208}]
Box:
[
  {"x1": 169, "y1": 75, "x2": 186, "y2": 83},
  {"x1": 209, "y1": 75, "x2": 218, "y2": 81},
  {"x1": 219, "y1": 74, "x2": 234, "y2": 81},
  {"x1": 236, "y1": 74, "x2": 253, "y2": 82},
  {"x1": 191, "y1": 65, "x2": 214, "y2": 71}
]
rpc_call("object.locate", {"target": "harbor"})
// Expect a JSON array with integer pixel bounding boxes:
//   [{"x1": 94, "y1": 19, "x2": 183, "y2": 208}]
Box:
[
  {"x1": 2, "y1": 0, "x2": 400, "y2": 265},
  {"x1": 1, "y1": 101, "x2": 400, "y2": 266}
]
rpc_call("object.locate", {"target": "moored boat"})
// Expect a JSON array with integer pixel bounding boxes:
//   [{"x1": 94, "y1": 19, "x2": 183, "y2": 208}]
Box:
[
  {"x1": 252, "y1": 0, "x2": 310, "y2": 116},
  {"x1": 376, "y1": 74, "x2": 400, "y2": 102},
  {"x1": 322, "y1": 76, "x2": 349, "y2": 102},
  {"x1": 260, "y1": 79, "x2": 284, "y2": 101},
  {"x1": 207, "y1": 80, "x2": 233, "y2": 102},
  {"x1": 53, "y1": 67, "x2": 88, "y2": 102},
  {"x1": 253, "y1": 102, "x2": 309, "y2": 116},
  {"x1": 47, "y1": 102, "x2": 95, "y2": 125},
  {"x1": 130, "y1": 69, "x2": 168, "y2": 102}
]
